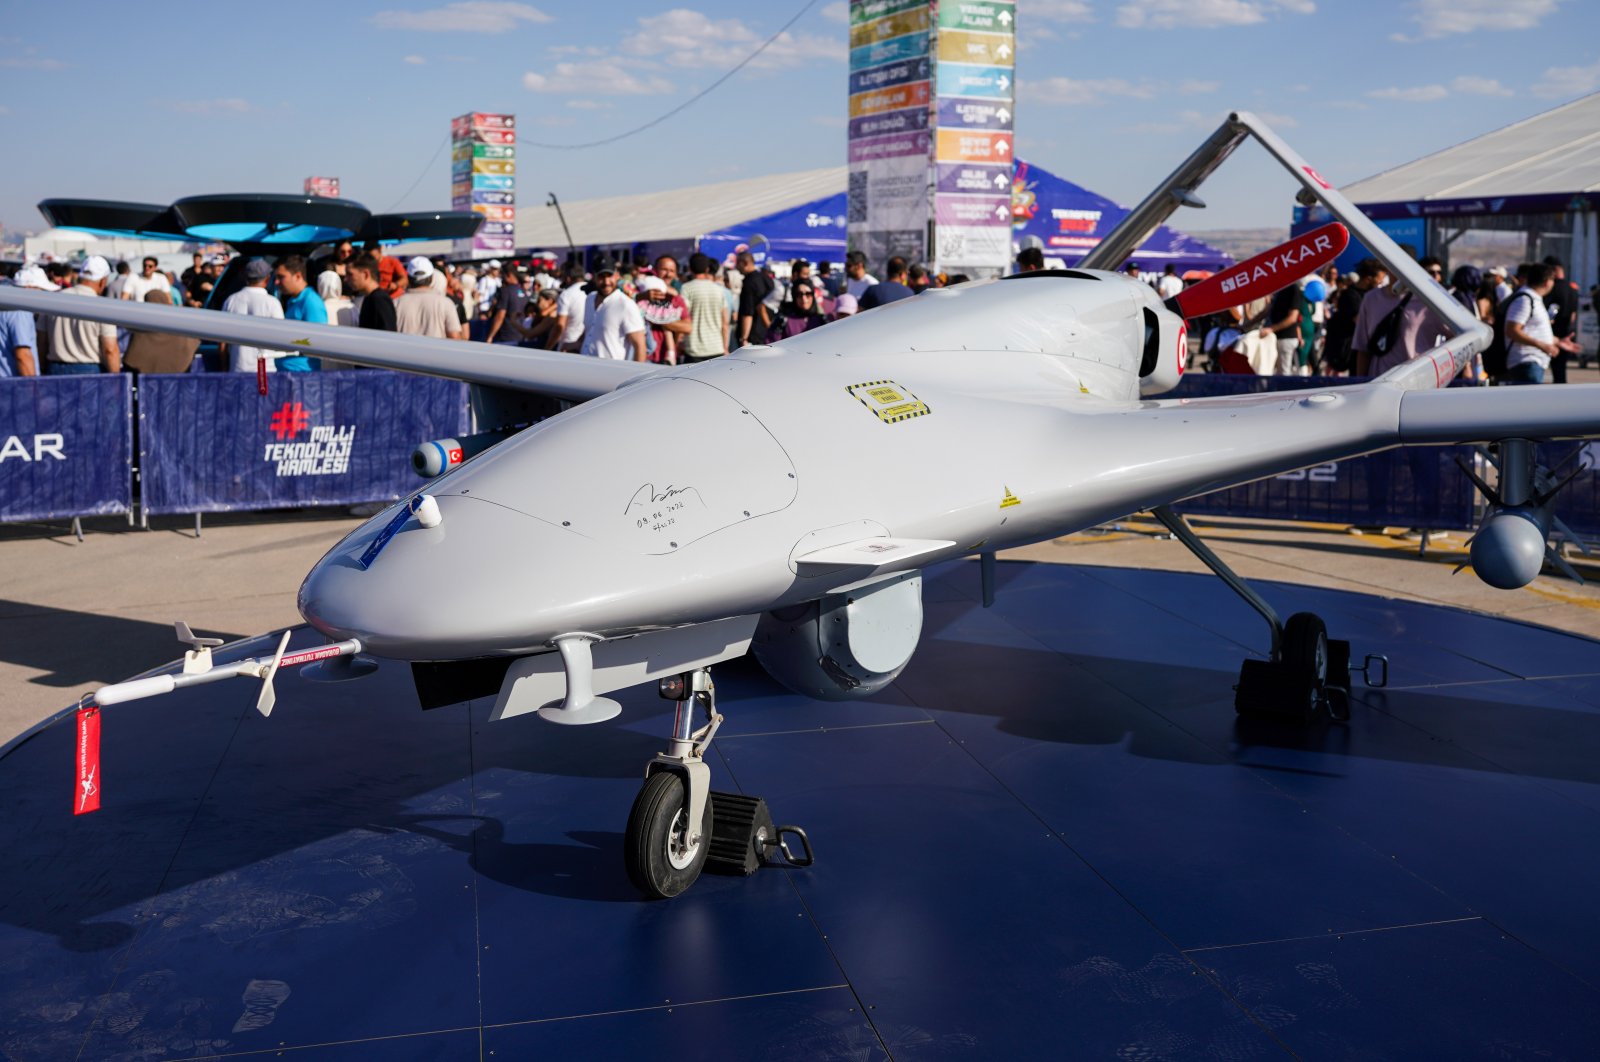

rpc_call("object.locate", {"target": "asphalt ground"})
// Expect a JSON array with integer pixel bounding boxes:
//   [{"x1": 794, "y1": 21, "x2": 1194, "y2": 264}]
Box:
[{"x1": 3, "y1": 504, "x2": 1598, "y2": 749}]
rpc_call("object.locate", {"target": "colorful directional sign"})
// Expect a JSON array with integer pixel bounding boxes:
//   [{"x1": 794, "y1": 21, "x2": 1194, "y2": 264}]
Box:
[{"x1": 451, "y1": 112, "x2": 515, "y2": 256}]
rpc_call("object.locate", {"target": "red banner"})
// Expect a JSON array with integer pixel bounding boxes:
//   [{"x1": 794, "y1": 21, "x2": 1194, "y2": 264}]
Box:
[
  {"x1": 75, "y1": 705, "x2": 101, "y2": 815},
  {"x1": 1173, "y1": 223, "x2": 1348, "y2": 320}
]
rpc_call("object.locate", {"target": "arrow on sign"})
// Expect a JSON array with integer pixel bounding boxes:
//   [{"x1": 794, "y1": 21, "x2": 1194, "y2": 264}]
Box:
[
  {"x1": 997, "y1": 74, "x2": 1011, "y2": 92},
  {"x1": 993, "y1": 204, "x2": 1009, "y2": 219},
  {"x1": 996, "y1": 43, "x2": 1012, "y2": 59},
  {"x1": 993, "y1": 172, "x2": 1009, "y2": 188},
  {"x1": 999, "y1": 9, "x2": 1012, "y2": 24},
  {"x1": 995, "y1": 138, "x2": 1011, "y2": 156},
  {"x1": 997, "y1": 107, "x2": 1011, "y2": 122}
]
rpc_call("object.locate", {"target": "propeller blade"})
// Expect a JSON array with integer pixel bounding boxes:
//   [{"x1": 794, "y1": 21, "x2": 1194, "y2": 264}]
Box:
[
  {"x1": 1166, "y1": 222, "x2": 1349, "y2": 320},
  {"x1": 255, "y1": 630, "x2": 291, "y2": 717}
]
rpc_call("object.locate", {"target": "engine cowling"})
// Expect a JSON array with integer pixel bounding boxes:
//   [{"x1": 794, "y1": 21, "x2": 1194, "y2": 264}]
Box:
[{"x1": 752, "y1": 571, "x2": 923, "y2": 700}]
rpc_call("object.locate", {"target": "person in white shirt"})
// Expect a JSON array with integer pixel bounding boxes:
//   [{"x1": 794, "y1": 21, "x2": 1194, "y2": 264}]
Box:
[
  {"x1": 219, "y1": 258, "x2": 284, "y2": 373},
  {"x1": 123, "y1": 256, "x2": 172, "y2": 302},
  {"x1": 844, "y1": 251, "x2": 878, "y2": 299},
  {"x1": 555, "y1": 265, "x2": 590, "y2": 352},
  {"x1": 1504, "y1": 262, "x2": 1579, "y2": 385},
  {"x1": 578, "y1": 259, "x2": 646, "y2": 361},
  {"x1": 1155, "y1": 264, "x2": 1184, "y2": 300},
  {"x1": 477, "y1": 260, "x2": 503, "y2": 309}
]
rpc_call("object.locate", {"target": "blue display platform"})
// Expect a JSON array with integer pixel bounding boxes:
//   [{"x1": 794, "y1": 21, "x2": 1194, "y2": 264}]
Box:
[{"x1": 3, "y1": 561, "x2": 1599, "y2": 1060}]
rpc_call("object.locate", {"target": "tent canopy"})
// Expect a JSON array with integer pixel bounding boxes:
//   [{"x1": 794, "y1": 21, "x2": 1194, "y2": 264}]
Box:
[
  {"x1": 1342, "y1": 92, "x2": 1600, "y2": 218},
  {"x1": 698, "y1": 193, "x2": 848, "y2": 266},
  {"x1": 1009, "y1": 160, "x2": 1232, "y2": 271}
]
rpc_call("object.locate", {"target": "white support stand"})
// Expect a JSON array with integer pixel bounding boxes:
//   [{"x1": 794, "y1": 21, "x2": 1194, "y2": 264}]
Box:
[{"x1": 537, "y1": 633, "x2": 623, "y2": 725}]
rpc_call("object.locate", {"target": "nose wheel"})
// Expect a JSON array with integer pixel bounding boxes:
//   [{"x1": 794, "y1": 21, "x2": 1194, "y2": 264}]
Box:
[{"x1": 624, "y1": 668, "x2": 813, "y2": 899}]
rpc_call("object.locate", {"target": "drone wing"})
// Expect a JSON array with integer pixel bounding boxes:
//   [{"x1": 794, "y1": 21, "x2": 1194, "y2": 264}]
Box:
[
  {"x1": 1071, "y1": 382, "x2": 1600, "y2": 515},
  {"x1": 0, "y1": 286, "x2": 650, "y2": 401}
]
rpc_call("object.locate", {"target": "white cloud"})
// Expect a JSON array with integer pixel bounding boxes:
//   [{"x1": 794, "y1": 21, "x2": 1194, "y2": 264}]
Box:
[
  {"x1": 523, "y1": 61, "x2": 673, "y2": 96},
  {"x1": 621, "y1": 9, "x2": 842, "y2": 70},
  {"x1": 0, "y1": 55, "x2": 65, "y2": 69},
  {"x1": 820, "y1": 2, "x2": 849, "y2": 23},
  {"x1": 1367, "y1": 75, "x2": 1513, "y2": 102},
  {"x1": 1399, "y1": 0, "x2": 1558, "y2": 39},
  {"x1": 403, "y1": 54, "x2": 426, "y2": 65},
  {"x1": 1116, "y1": 0, "x2": 1313, "y2": 29},
  {"x1": 1532, "y1": 56, "x2": 1600, "y2": 98},
  {"x1": 1023, "y1": 76, "x2": 1158, "y2": 105},
  {"x1": 1034, "y1": 0, "x2": 1095, "y2": 21},
  {"x1": 167, "y1": 97, "x2": 253, "y2": 115},
  {"x1": 1179, "y1": 79, "x2": 1220, "y2": 94},
  {"x1": 372, "y1": 2, "x2": 551, "y2": 33}
]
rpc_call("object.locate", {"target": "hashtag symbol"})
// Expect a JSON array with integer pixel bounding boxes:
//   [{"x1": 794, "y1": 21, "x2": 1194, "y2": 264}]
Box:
[{"x1": 268, "y1": 402, "x2": 311, "y2": 440}]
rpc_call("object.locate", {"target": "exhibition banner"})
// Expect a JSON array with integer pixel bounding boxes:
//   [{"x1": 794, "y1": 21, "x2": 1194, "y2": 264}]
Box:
[
  {"x1": 0, "y1": 375, "x2": 132, "y2": 523},
  {"x1": 139, "y1": 372, "x2": 469, "y2": 516},
  {"x1": 847, "y1": 0, "x2": 932, "y2": 267}
]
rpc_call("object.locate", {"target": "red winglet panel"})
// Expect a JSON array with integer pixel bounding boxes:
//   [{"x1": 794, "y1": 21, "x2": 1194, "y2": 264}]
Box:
[{"x1": 1172, "y1": 223, "x2": 1349, "y2": 320}]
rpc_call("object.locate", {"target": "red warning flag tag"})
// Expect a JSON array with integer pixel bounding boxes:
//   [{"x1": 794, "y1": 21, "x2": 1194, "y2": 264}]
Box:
[
  {"x1": 1171, "y1": 222, "x2": 1349, "y2": 321},
  {"x1": 75, "y1": 705, "x2": 101, "y2": 815},
  {"x1": 256, "y1": 358, "x2": 269, "y2": 397}
]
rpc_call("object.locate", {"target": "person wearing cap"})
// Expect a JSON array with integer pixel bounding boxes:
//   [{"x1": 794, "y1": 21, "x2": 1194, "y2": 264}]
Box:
[
  {"x1": 0, "y1": 268, "x2": 40, "y2": 377},
  {"x1": 578, "y1": 258, "x2": 646, "y2": 362},
  {"x1": 485, "y1": 263, "x2": 529, "y2": 344},
  {"x1": 397, "y1": 256, "x2": 466, "y2": 340},
  {"x1": 45, "y1": 256, "x2": 120, "y2": 375},
  {"x1": 273, "y1": 255, "x2": 328, "y2": 370},
  {"x1": 830, "y1": 292, "x2": 858, "y2": 321},
  {"x1": 634, "y1": 275, "x2": 688, "y2": 364},
  {"x1": 478, "y1": 259, "x2": 503, "y2": 309},
  {"x1": 219, "y1": 258, "x2": 284, "y2": 374}
]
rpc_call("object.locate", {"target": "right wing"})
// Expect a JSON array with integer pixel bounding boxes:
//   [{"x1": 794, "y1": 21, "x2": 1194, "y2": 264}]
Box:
[{"x1": 0, "y1": 285, "x2": 652, "y2": 402}]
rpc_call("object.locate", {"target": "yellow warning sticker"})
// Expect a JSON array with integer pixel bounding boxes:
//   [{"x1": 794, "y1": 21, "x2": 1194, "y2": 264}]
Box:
[
  {"x1": 846, "y1": 379, "x2": 931, "y2": 425},
  {"x1": 999, "y1": 486, "x2": 1021, "y2": 509}
]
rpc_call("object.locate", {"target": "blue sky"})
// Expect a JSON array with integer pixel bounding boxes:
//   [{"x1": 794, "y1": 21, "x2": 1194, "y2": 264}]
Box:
[{"x1": 1, "y1": 0, "x2": 1596, "y2": 237}]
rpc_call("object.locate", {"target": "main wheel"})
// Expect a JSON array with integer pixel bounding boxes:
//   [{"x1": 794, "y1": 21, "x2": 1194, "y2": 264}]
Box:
[
  {"x1": 1282, "y1": 612, "x2": 1329, "y2": 716},
  {"x1": 625, "y1": 770, "x2": 714, "y2": 899}
]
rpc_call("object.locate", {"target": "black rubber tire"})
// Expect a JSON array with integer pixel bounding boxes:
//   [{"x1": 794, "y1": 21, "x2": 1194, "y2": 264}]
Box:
[
  {"x1": 1283, "y1": 613, "x2": 1329, "y2": 685},
  {"x1": 624, "y1": 770, "x2": 714, "y2": 899}
]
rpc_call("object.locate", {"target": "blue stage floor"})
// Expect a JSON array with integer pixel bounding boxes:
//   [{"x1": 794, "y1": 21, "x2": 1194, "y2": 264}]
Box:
[{"x1": 3, "y1": 561, "x2": 1599, "y2": 1060}]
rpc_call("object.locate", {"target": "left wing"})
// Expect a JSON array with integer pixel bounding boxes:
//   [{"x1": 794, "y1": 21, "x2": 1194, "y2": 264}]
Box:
[{"x1": 0, "y1": 285, "x2": 652, "y2": 401}]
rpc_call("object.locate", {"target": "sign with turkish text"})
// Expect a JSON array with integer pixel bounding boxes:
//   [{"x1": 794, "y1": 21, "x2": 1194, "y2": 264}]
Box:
[
  {"x1": 935, "y1": 62, "x2": 1011, "y2": 98},
  {"x1": 851, "y1": 0, "x2": 926, "y2": 24},
  {"x1": 848, "y1": 129, "x2": 932, "y2": 163},
  {"x1": 937, "y1": 0, "x2": 1014, "y2": 32},
  {"x1": 849, "y1": 6, "x2": 929, "y2": 49},
  {"x1": 935, "y1": 162, "x2": 1012, "y2": 195},
  {"x1": 935, "y1": 97, "x2": 1013, "y2": 130},
  {"x1": 848, "y1": 106, "x2": 929, "y2": 142},
  {"x1": 935, "y1": 128, "x2": 1012, "y2": 163},
  {"x1": 0, "y1": 376, "x2": 133, "y2": 523},
  {"x1": 849, "y1": 80, "x2": 931, "y2": 118},
  {"x1": 850, "y1": 32, "x2": 929, "y2": 71},
  {"x1": 936, "y1": 28, "x2": 1014, "y2": 67}
]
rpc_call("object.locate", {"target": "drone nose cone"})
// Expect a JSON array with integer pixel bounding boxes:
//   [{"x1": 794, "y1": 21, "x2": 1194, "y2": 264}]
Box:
[
  {"x1": 1471, "y1": 508, "x2": 1548, "y2": 590},
  {"x1": 298, "y1": 495, "x2": 589, "y2": 659}
]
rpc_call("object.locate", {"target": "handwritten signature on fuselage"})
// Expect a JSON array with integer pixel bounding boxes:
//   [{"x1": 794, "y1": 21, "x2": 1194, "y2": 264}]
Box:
[{"x1": 624, "y1": 483, "x2": 703, "y2": 515}]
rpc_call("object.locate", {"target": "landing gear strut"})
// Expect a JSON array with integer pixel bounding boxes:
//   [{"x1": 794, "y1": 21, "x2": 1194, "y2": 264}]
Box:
[
  {"x1": 1152, "y1": 506, "x2": 1387, "y2": 722},
  {"x1": 624, "y1": 668, "x2": 812, "y2": 899}
]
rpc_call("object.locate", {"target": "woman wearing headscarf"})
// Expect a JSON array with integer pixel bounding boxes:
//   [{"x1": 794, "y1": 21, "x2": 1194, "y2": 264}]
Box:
[
  {"x1": 765, "y1": 279, "x2": 828, "y2": 341},
  {"x1": 317, "y1": 270, "x2": 356, "y2": 327},
  {"x1": 123, "y1": 290, "x2": 200, "y2": 374}
]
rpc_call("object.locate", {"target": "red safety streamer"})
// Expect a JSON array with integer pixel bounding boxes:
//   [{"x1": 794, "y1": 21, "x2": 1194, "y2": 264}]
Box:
[
  {"x1": 74, "y1": 705, "x2": 101, "y2": 815},
  {"x1": 256, "y1": 358, "x2": 269, "y2": 397}
]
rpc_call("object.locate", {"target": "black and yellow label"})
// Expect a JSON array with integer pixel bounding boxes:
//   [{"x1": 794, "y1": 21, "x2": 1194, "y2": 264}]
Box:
[
  {"x1": 999, "y1": 486, "x2": 1021, "y2": 509},
  {"x1": 846, "y1": 379, "x2": 931, "y2": 425}
]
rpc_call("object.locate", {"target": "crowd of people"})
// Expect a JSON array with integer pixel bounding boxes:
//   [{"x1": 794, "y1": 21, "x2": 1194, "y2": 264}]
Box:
[
  {"x1": 0, "y1": 242, "x2": 1588, "y2": 384},
  {"x1": 1189, "y1": 252, "x2": 1587, "y2": 385}
]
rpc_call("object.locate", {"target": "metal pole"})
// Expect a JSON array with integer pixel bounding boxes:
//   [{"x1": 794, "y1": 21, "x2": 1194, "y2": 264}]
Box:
[{"x1": 547, "y1": 193, "x2": 577, "y2": 267}]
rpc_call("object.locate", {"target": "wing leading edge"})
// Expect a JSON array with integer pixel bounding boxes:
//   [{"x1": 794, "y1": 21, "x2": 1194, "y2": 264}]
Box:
[{"x1": 0, "y1": 285, "x2": 652, "y2": 401}]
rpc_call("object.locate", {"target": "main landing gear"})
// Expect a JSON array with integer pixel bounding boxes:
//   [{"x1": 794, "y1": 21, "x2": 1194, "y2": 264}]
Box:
[
  {"x1": 1152, "y1": 507, "x2": 1387, "y2": 723},
  {"x1": 623, "y1": 668, "x2": 812, "y2": 899}
]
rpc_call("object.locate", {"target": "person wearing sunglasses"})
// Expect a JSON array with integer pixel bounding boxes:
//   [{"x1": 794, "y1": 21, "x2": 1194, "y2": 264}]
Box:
[{"x1": 765, "y1": 279, "x2": 829, "y2": 342}]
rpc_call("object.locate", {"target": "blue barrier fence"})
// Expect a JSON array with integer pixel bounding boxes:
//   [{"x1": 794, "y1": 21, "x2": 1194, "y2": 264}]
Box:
[
  {"x1": 1169, "y1": 375, "x2": 1480, "y2": 530},
  {"x1": 0, "y1": 375, "x2": 133, "y2": 522},
  {"x1": 0, "y1": 372, "x2": 1594, "y2": 535},
  {"x1": 139, "y1": 372, "x2": 469, "y2": 516}
]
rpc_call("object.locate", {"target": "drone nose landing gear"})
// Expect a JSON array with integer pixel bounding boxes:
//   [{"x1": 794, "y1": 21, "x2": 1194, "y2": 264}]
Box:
[{"x1": 624, "y1": 668, "x2": 812, "y2": 899}]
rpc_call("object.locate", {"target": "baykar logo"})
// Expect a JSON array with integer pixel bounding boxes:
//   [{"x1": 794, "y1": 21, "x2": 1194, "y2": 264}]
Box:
[{"x1": 262, "y1": 402, "x2": 356, "y2": 477}]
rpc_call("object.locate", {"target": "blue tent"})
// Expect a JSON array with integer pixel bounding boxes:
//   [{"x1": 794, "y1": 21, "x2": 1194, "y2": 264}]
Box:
[
  {"x1": 696, "y1": 160, "x2": 1231, "y2": 272},
  {"x1": 1010, "y1": 159, "x2": 1232, "y2": 271},
  {"x1": 698, "y1": 193, "x2": 849, "y2": 267}
]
